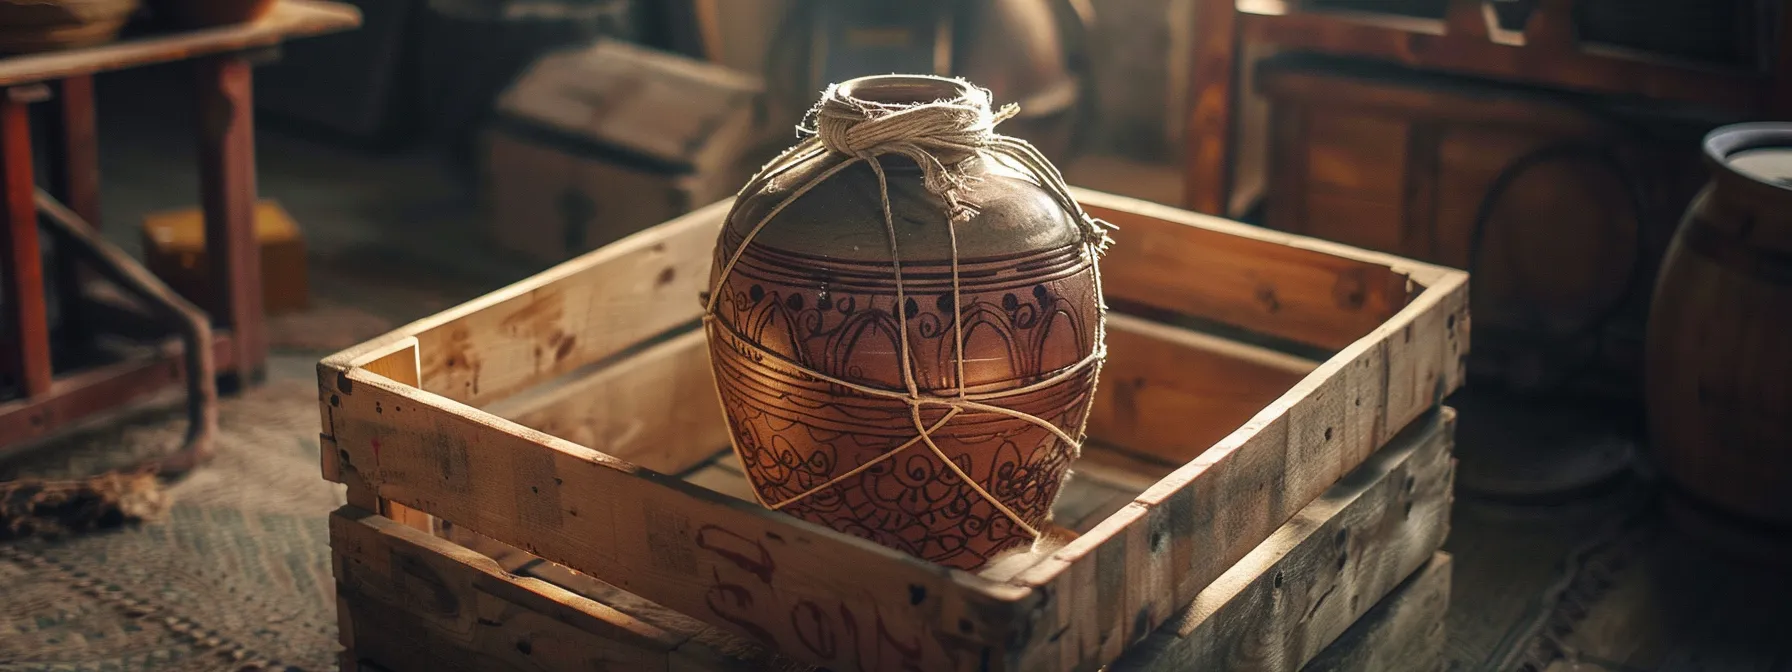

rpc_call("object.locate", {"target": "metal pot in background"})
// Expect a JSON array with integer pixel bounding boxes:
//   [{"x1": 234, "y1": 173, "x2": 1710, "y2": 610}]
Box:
[{"x1": 764, "y1": 0, "x2": 1094, "y2": 164}]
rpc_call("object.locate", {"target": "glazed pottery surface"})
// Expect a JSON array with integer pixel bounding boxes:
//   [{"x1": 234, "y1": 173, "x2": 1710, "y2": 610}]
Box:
[{"x1": 707, "y1": 76, "x2": 1102, "y2": 570}]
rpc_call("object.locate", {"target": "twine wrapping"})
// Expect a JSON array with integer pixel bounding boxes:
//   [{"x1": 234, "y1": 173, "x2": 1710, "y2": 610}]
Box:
[{"x1": 705, "y1": 78, "x2": 1115, "y2": 545}]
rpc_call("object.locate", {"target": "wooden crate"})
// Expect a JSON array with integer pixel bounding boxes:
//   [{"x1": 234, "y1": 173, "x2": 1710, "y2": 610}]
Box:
[
  {"x1": 483, "y1": 38, "x2": 763, "y2": 264},
  {"x1": 319, "y1": 188, "x2": 1470, "y2": 671}
]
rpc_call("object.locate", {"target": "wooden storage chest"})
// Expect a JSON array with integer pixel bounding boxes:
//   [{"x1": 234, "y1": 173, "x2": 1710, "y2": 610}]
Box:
[
  {"x1": 319, "y1": 189, "x2": 1469, "y2": 671},
  {"x1": 1254, "y1": 53, "x2": 1706, "y2": 392}
]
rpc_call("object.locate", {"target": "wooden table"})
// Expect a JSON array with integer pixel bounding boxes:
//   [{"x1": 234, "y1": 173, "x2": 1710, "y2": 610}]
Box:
[{"x1": 0, "y1": 1, "x2": 360, "y2": 449}]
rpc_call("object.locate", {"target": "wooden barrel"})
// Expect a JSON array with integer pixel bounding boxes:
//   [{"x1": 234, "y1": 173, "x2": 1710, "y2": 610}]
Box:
[{"x1": 1646, "y1": 123, "x2": 1792, "y2": 531}]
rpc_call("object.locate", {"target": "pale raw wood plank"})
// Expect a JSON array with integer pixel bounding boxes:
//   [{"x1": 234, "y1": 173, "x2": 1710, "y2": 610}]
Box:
[
  {"x1": 320, "y1": 365, "x2": 1027, "y2": 672},
  {"x1": 1302, "y1": 553, "x2": 1452, "y2": 672},
  {"x1": 383, "y1": 410, "x2": 1451, "y2": 672},
  {"x1": 1090, "y1": 313, "x2": 1320, "y2": 464},
  {"x1": 1071, "y1": 441, "x2": 1179, "y2": 493},
  {"x1": 680, "y1": 443, "x2": 1147, "y2": 537},
  {"x1": 338, "y1": 189, "x2": 1456, "y2": 410},
  {"x1": 1007, "y1": 246, "x2": 1465, "y2": 672},
  {"x1": 332, "y1": 507, "x2": 685, "y2": 672},
  {"x1": 681, "y1": 462, "x2": 764, "y2": 504},
  {"x1": 352, "y1": 337, "x2": 436, "y2": 533},
  {"x1": 327, "y1": 199, "x2": 730, "y2": 408},
  {"x1": 489, "y1": 312, "x2": 1312, "y2": 479},
  {"x1": 491, "y1": 328, "x2": 729, "y2": 475},
  {"x1": 449, "y1": 522, "x2": 813, "y2": 671},
  {"x1": 1111, "y1": 407, "x2": 1454, "y2": 671},
  {"x1": 1079, "y1": 188, "x2": 1427, "y2": 350}
]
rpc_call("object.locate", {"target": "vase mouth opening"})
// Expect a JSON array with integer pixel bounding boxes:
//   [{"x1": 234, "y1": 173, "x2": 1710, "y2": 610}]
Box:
[{"x1": 836, "y1": 75, "x2": 980, "y2": 109}]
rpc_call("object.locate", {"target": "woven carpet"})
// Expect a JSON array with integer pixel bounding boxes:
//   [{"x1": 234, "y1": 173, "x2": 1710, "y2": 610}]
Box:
[{"x1": 0, "y1": 353, "x2": 356, "y2": 672}]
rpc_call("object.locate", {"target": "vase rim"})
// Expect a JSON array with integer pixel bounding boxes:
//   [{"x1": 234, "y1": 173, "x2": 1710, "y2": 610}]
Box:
[{"x1": 836, "y1": 74, "x2": 980, "y2": 108}]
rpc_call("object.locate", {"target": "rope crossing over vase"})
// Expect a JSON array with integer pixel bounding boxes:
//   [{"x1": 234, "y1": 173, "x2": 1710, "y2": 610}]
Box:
[{"x1": 703, "y1": 75, "x2": 1113, "y2": 570}]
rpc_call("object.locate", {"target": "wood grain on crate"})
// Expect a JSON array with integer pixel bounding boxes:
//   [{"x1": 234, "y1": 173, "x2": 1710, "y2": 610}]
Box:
[
  {"x1": 1113, "y1": 408, "x2": 1454, "y2": 671},
  {"x1": 319, "y1": 189, "x2": 1469, "y2": 671},
  {"x1": 334, "y1": 408, "x2": 1454, "y2": 672},
  {"x1": 0, "y1": 0, "x2": 362, "y2": 87},
  {"x1": 1304, "y1": 551, "x2": 1452, "y2": 672}
]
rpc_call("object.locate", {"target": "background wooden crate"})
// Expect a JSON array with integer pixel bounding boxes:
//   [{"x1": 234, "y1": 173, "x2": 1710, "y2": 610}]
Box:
[{"x1": 319, "y1": 189, "x2": 1469, "y2": 671}]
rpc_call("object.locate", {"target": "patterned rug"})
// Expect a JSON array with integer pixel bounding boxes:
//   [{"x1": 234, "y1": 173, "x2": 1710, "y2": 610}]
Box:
[{"x1": 0, "y1": 358, "x2": 352, "y2": 672}]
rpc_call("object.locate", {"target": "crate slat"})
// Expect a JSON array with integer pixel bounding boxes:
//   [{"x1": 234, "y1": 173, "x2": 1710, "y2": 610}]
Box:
[
  {"x1": 490, "y1": 328, "x2": 731, "y2": 475},
  {"x1": 1091, "y1": 313, "x2": 1319, "y2": 463},
  {"x1": 1085, "y1": 190, "x2": 1427, "y2": 350},
  {"x1": 338, "y1": 406, "x2": 1452, "y2": 672},
  {"x1": 1302, "y1": 552, "x2": 1453, "y2": 672},
  {"x1": 485, "y1": 310, "x2": 1322, "y2": 482},
  {"x1": 321, "y1": 364, "x2": 1024, "y2": 671},
  {"x1": 332, "y1": 508, "x2": 689, "y2": 671},
  {"x1": 335, "y1": 199, "x2": 730, "y2": 408},
  {"x1": 1112, "y1": 408, "x2": 1454, "y2": 670},
  {"x1": 1006, "y1": 252, "x2": 1465, "y2": 669}
]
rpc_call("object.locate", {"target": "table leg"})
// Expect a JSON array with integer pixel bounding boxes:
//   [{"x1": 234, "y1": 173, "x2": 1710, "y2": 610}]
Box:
[
  {"x1": 1183, "y1": 0, "x2": 1240, "y2": 216},
  {"x1": 194, "y1": 55, "x2": 265, "y2": 392},
  {"x1": 0, "y1": 88, "x2": 53, "y2": 401},
  {"x1": 45, "y1": 75, "x2": 101, "y2": 345}
]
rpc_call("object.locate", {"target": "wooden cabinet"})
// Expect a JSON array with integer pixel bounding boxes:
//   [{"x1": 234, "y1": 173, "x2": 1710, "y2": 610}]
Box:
[{"x1": 1258, "y1": 54, "x2": 1715, "y2": 392}]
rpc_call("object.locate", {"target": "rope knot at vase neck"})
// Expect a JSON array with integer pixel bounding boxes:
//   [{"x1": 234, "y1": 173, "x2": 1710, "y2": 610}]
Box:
[{"x1": 802, "y1": 75, "x2": 1020, "y2": 220}]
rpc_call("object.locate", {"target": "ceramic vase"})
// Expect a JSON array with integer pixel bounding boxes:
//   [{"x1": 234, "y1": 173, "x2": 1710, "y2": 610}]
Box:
[{"x1": 705, "y1": 75, "x2": 1103, "y2": 570}]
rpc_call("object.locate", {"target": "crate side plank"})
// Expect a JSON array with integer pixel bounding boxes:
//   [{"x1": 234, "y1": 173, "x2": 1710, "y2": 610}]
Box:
[
  {"x1": 323, "y1": 368, "x2": 1027, "y2": 672},
  {"x1": 1007, "y1": 259, "x2": 1466, "y2": 671},
  {"x1": 331, "y1": 508, "x2": 685, "y2": 672},
  {"x1": 486, "y1": 311, "x2": 1319, "y2": 480},
  {"x1": 1080, "y1": 189, "x2": 1425, "y2": 350},
  {"x1": 452, "y1": 525, "x2": 818, "y2": 672},
  {"x1": 494, "y1": 328, "x2": 729, "y2": 475},
  {"x1": 323, "y1": 199, "x2": 731, "y2": 408},
  {"x1": 1111, "y1": 408, "x2": 1454, "y2": 670},
  {"x1": 1301, "y1": 552, "x2": 1453, "y2": 672},
  {"x1": 386, "y1": 408, "x2": 1451, "y2": 672},
  {"x1": 1074, "y1": 187, "x2": 1463, "y2": 288},
  {"x1": 1092, "y1": 313, "x2": 1319, "y2": 464},
  {"x1": 325, "y1": 189, "x2": 1455, "y2": 411}
]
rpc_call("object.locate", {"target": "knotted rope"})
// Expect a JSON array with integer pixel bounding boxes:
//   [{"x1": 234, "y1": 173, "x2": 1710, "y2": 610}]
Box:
[{"x1": 705, "y1": 78, "x2": 1114, "y2": 545}]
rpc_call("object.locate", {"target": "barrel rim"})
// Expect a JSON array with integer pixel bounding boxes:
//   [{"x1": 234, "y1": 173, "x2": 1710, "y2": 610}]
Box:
[{"x1": 1704, "y1": 122, "x2": 1792, "y2": 198}]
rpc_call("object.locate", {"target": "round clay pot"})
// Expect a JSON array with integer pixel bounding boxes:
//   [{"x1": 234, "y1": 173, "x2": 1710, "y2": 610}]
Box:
[
  {"x1": 0, "y1": 0, "x2": 140, "y2": 54},
  {"x1": 706, "y1": 75, "x2": 1104, "y2": 570},
  {"x1": 161, "y1": 0, "x2": 274, "y2": 28}
]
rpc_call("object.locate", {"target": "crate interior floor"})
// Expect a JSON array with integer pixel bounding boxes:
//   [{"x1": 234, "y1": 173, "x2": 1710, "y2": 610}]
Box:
[
  {"x1": 0, "y1": 64, "x2": 1787, "y2": 672},
  {"x1": 676, "y1": 440, "x2": 1171, "y2": 539}
]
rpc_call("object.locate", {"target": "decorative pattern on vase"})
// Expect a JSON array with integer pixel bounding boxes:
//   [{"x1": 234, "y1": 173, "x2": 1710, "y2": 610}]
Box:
[{"x1": 707, "y1": 233, "x2": 1099, "y2": 570}]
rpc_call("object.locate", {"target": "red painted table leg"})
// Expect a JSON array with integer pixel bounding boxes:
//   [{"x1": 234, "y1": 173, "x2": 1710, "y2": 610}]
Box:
[
  {"x1": 194, "y1": 55, "x2": 266, "y2": 391},
  {"x1": 45, "y1": 75, "x2": 101, "y2": 343},
  {"x1": 0, "y1": 87, "x2": 52, "y2": 400}
]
